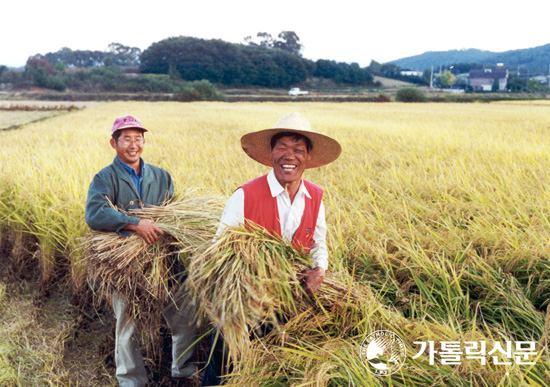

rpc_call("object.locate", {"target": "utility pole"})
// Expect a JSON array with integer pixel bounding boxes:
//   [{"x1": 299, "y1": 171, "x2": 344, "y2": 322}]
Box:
[{"x1": 430, "y1": 66, "x2": 433, "y2": 89}]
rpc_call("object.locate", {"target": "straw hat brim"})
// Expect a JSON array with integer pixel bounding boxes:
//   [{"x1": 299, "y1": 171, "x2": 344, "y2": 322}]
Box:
[{"x1": 241, "y1": 128, "x2": 342, "y2": 169}]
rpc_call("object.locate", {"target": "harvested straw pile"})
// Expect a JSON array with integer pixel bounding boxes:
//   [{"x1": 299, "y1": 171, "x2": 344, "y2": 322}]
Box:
[
  {"x1": 83, "y1": 195, "x2": 223, "y2": 352},
  {"x1": 187, "y1": 225, "x2": 368, "y2": 363}
]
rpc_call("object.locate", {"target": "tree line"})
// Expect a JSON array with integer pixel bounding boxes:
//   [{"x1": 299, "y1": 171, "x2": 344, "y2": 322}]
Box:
[
  {"x1": 0, "y1": 33, "x2": 375, "y2": 93},
  {"x1": 40, "y1": 43, "x2": 142, "y2": 68},
  {"x1": 2, "y1": 32, "x2": 548, "y2": 95}
]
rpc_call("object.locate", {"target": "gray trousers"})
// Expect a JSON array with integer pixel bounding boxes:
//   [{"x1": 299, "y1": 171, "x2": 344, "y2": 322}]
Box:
[{"x1": 113, "y1": 291, "x2": 197, "y2": 387}]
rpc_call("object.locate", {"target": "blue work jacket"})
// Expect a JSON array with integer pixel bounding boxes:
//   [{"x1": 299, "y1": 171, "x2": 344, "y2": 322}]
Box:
[{"x1": 85, "y1": 157, "x2": 174, "y2": 237}]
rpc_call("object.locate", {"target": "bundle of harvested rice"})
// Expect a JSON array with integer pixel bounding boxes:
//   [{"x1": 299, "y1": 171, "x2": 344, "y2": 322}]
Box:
[
  {"x1": 187, "y1": 225, "x2": 368, "y2": 363},
  {"x1": 83, "y1": 195, "x2": 223, "y2": 355}
]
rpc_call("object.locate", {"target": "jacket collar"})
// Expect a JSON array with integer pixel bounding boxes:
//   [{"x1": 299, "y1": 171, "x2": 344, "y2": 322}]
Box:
[
  {"x1": 116, "y1": 156, "x2": 144, "y2": 177},
  {"x1": 112, "y1": 157, "x2": 147, "y2": 197}
]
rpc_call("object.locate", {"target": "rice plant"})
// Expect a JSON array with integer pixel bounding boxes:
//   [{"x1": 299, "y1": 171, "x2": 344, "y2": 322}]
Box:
[{"x1": 2, "y1": 101, "x2": 550, "y2": 384}]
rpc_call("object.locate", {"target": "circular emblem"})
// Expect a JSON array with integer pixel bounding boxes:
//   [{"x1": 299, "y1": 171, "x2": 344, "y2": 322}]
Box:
[{"x1": 360, "y1": 330, "x2": 406, "y2": 376}]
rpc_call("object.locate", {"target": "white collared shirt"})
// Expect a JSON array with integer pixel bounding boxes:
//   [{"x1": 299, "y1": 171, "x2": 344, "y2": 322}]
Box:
[{"x1": 217, "y1": 169, "x2": 328, "y2": 270}]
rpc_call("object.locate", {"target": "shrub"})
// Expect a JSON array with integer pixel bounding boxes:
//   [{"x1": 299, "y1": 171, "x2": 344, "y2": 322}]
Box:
[
  {"x1": 395, "y1": 87, "x2": 426, "y2": 102},
  {"x1": 374, "y1": 94, "x2": 391, "y2": 102},
  {"x1": 45, "y1": 77, "x2": 67, "y2": 92},
  {"x1": 172, "y1": 80, "x2": 227, "y2": 102}
]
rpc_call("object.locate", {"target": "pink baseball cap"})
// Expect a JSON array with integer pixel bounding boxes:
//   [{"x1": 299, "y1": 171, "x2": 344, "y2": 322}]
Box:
[{"x1": 111, "y1": 115, "x2": 148, "y2": 134}]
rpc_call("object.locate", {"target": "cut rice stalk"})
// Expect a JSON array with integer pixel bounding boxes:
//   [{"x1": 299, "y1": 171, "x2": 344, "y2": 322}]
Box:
[{"x1": 82, "y1": 194, "x2": 223, "y2": 358}]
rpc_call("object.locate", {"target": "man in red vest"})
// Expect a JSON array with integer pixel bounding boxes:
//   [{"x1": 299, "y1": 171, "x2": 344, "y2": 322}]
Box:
[{"x1": 202, "y1": 111, "x2": 341, "y2": 386}]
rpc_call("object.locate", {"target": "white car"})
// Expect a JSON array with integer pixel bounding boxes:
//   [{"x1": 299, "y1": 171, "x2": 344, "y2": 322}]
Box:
[{"x1": 288, "y1": 87, "x2": 309, "y2": 96}]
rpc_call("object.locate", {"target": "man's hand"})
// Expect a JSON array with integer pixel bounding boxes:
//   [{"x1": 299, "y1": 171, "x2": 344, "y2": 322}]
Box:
[
  {"x1": 302, "y1": 266, "x2": 325, "y2": 295},
  {"x1": 124, "y1": 219, "x2": 164, "y2": 244}
]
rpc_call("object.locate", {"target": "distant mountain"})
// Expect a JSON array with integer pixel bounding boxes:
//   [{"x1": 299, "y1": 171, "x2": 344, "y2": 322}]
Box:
[
  {"x1": 390, "y1": 49, "x2": 495, "y2": 70},
  {"x1": 389, "y1": 44, "x2": 550, "y2": 74}
]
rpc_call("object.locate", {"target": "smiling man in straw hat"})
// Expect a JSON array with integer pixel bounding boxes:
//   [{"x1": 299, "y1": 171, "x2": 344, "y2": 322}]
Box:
[
  {"x1": 202, "y1": 111, "x2": 341, "y2": 386},
  {"x1": 236, "y1": 111, "x2": 341, "y2": 290}
]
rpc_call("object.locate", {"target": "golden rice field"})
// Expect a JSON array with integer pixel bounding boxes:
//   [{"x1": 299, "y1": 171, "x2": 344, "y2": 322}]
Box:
[{"x1": 2, "y1": 101, "x2": 550, "y2": 386}]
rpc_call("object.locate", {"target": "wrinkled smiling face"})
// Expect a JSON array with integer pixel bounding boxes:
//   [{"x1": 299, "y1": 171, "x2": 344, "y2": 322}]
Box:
[
  {"x1": 110, "y1": 129, "x2": 145, "y2": 169},
  {"x1": 270, "y1": 135, "x2": 311, "y2": 187}
]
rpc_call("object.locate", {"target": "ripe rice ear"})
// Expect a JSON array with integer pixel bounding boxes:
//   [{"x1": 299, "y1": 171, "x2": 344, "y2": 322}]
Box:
[{"x1": 129, "y1": 195, "x2": 224, "y2": 257}]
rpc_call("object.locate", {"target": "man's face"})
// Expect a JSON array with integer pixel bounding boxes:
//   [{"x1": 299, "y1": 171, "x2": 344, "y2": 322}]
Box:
[
  {"x1": 110, "y1": 129, "x2": 145, "y2": 168},
  {"x1": 270, "y1": 135, "x2": 311, "y2": 187}
]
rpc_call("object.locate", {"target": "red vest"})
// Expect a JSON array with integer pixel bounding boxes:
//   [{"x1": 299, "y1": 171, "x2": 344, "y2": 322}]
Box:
[{"x1": 240, "y1": 174, "x2": 323, "y2": 254}]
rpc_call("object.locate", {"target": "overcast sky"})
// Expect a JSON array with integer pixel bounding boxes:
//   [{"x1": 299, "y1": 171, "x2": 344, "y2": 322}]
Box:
[{"x1": 3, "y1": 0, "x2": 550, "y2": 68}]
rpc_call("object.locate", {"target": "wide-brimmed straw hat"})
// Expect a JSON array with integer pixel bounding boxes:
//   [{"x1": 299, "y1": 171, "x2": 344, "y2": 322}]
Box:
[{"x1": 241, "y1": 112, "x2": 341, "y2": 168}]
